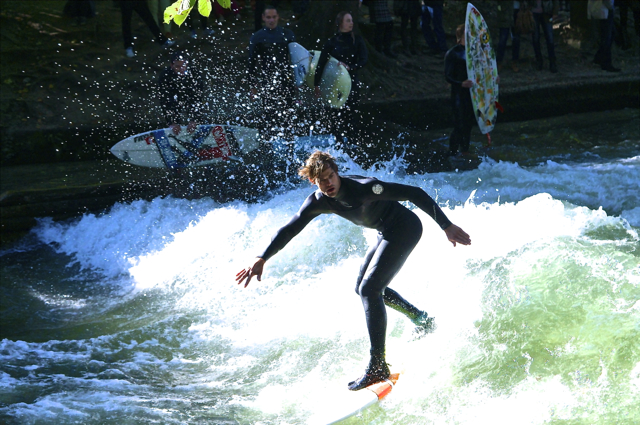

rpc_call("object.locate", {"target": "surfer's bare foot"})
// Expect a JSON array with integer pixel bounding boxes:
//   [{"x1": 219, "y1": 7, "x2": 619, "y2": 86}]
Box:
[
  {"x1": 347, "y1": 360, "x2": 390, "y2": 391},
  {"x1": 412, "y1": 313, "x2": 437, "y2": 339}
]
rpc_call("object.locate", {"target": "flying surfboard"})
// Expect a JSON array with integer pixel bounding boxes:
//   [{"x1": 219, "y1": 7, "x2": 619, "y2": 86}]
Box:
[
  {"x1": 465, "y1": 3, "x2": 501, "y2": 135},
  {"x1": 313, "y1": 373, "x2": 400, "y2": 425},
  {"x1": 305, "y1": 50, "x2": 352, "y2": 109},
  {"x1": 110, "y1": 125, "x2": 260, "y2": 169},
  {"x1": 288, "y1": 42, "x2": 311, "y2": 88}
]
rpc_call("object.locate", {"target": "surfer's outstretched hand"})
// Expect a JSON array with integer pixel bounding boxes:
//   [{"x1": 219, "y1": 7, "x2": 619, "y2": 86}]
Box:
[
  {"x1": 444, "y1": 224, "x2": 471, "y2": 247},
  {"x1": 235, "y1": 258, "x2": 265, "y2": 288}
]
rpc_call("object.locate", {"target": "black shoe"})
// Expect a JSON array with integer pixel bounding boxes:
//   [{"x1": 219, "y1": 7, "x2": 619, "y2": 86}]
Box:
[
  {"x1": 602, "y1": 65, "x2": 621, "y2": 72},
  {"x1": 347, "y1": 359, "x2": 390, "y2": 391}
]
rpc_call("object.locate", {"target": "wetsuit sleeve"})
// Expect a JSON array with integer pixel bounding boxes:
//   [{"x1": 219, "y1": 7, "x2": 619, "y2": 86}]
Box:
[
  {"x1": 314, "y1": 39, "x2": 334, "y2": 87},
  {"x1": 259, "y1": 193, "x2": 324, "y2": 261},
  {"x1": 351, "y1": 35, "x2": 368, "y2": 71},
  {"x1": 376, "y1": 182, "x2": 453, "y2": 230}
]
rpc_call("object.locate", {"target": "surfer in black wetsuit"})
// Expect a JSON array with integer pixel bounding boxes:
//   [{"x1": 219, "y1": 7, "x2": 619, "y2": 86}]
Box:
[
  {"x1": 236, "y1": 151, "x2": 471, "y2": 391},
  {"x1": 314, "y1": 11, "x2": 368, "y2": 144},
  {"x1": 248, "y1": 5, "x2": 296, "y2": 139},
  {"x1": 444, "y1": 24, "x2": 475, "y2": 157}
]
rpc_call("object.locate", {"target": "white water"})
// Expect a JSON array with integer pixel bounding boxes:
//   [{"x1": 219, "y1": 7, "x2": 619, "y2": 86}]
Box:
[{"x1": 1, "y1": 152, "x2": 639, "y2": 424}]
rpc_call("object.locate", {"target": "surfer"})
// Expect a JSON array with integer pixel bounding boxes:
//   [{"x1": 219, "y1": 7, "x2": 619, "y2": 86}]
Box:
[
  {"x1": 158, "y1": 51, "x2": 208, "y2": 135},
  {"x1": 444, "y1": 24, "x2": 475, "y2": 157},
  {"x1": 236, "y1": 151, "x2": 471, "y2": 391},
  {"x1": 248, "y1": 5, "x2": 297, "y2": 139},
  {"x1": 314, "y1": 11, "x2": 368, "y2": 143}
]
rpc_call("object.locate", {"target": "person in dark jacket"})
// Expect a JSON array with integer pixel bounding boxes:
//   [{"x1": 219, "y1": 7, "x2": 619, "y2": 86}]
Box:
[
  {"x1": 314, "y1": 11, "x2": 368, "y2": 144},
  {"x1": 394, "y1": 0, "x2": 422, "y2": 55},
  {"x1": 236, "y1": 151, "x2": 471, "y2": 392},
  {"x1": 115, "y1": 0, "x2": 173, "y2": 58},
  {"x1": 444, "y1": 24, "x2": 475, "y2": 156},
  {"x1": 158, "y1": 52, "x2": 208, "y2": 134},
  {"x1": 368, "y1": 0, "x2": 397, "y2": 57},
  {"x1": 248, "y1": 5, "x2": 296, "y2": 139},
  {"x1": 422, "y1": 0, "x2": 447, "y2": 57}
]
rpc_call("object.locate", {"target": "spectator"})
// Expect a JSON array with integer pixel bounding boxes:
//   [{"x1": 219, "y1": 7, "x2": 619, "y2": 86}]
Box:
[
  {"x1": 248, "y1": 5, "x2": 296, "y2": 139},
  {"x1": 528, "y1": 0, "x2": 559, "y2": 73},
  {"x1": 158, "y1": 51, "x2": 208, "y2": 133},
  {"x1": 115, "y1": 0, "x2": 174, "y2": 58},
  {"x1": 394, "y1": 0, "x2": 422, "y2": 56},
  {"x1": 496, "y1": 1, "x2": 522, "y2": 72},
  {"x1": 368, "y1": 0, "x2": 397, "y2": 58},
  {"x1": 588, "y1": 0, "x2": 621, "y2": 71},
  {"x1": 314, "y1": 11, "x2": 369, "y2": 143},
  {"x1": 444, "y1": 24, "x2": 475, "y2": 157},
  {"x1": 422, "y1": 1, "x2": 447, "y2": 58}
]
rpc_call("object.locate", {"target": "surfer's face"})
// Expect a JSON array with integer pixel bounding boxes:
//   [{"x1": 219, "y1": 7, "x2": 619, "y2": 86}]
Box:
[
  {"x1": 339, "y1": 14, "x2": 353, "y2": 33},
  {"x1": 262, "y1": 9, "x2": 279, "y2": 29},
  {"x1": 315, "y1": 167, "x2": 341, "y2": 198}
]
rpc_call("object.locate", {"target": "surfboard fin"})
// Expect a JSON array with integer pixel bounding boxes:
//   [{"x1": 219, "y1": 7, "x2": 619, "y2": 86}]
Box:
[
  {"x1": 485, "y1": 133, "x2": 492, "y2": 147},
  {"x1": 495, "y1": 100, "x2": 504, "y2": 113}
]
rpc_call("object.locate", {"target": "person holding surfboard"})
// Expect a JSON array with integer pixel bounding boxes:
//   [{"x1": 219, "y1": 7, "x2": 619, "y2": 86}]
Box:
[
  {"x1": 314, "y1": 11, "x2": 368, "y2": 143},
  {"x1": 444, "y1": 24, "x2": 475, "y2": 157},
  {"x1": 248, "y1": 5, "x2": 297, "y2": 138},
  {"x1": 158, "y1": 51, "x2": 207, "y2": 135},
  {"x1": 236, "y1": 151, "x2": 471, "y2": 391}
]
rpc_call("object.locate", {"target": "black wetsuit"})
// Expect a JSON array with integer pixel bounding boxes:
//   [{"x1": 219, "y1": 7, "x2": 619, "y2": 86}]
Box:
[
  {"x1": 259, "y1": 176, "x2": 452, "y2": 357},
  {"x1": 445, "y1": 43, "x2": 475, "y2": 155}
]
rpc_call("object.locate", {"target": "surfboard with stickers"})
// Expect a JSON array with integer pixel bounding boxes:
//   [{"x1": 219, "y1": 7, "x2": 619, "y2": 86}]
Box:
[{"x1": 465, "y1": 3, "x2": 502, "y2": 136}]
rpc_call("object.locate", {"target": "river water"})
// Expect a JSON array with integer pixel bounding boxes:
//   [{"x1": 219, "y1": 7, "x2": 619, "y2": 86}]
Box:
[{"x1": 1, "y1": 118, "x2": 639, "y2": 424}]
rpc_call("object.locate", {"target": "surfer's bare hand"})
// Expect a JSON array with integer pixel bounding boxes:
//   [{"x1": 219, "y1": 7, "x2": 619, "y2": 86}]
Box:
[
  {"x1": 462, "y1": 79, "x2": 473, "y2": 88},
  {"x1": 444, "y1": 224, "x2": 471, "y2": 247},
  {"x1": 170, "y1": 124, "x2": 181, "y2": 134},
  {"x1": 235, "y1": 258, "x2": 265, "y2": 288}
]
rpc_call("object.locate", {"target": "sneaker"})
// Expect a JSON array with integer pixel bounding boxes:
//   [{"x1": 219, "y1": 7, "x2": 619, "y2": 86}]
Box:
[
  {"x1": 163, "y1": 39, "x2": 175, "y2": 47},
  {"x1": 125, "y1": 47, "x2": 135, "y2": 58},
  {"x1": 412, "y1": 312, "x2": 437, "y2": 339},
  {"x1": 203, "y1": 28, "x2": 215, "y2": 37},
  {"x1": 190, "y1": 30, "x2": 197, "y2": 39}
]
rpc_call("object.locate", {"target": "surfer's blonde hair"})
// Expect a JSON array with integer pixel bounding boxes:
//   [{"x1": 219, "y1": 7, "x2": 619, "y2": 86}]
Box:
[{"x1": 299, "y1": 151, "x2": 338, "y2": 182}]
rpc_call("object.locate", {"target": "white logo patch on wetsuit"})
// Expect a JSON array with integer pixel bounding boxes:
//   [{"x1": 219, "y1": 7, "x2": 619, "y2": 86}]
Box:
[{"x1": 372, "y1": 184, "x2": 384, "y2": 195}]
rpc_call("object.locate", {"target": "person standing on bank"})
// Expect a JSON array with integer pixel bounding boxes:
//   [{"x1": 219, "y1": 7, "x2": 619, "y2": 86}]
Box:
[
  {"x1": 314, "y1": 11, "x2": 368, "y2": 143},
  {"x1": 445, "y1": 25, "x2": 475, "y2": 157},
  {"x1": 236, "y1": 151, "x2": 472, "y2": 391},
  {"x1": 528, "y1": 0, "x2": 559, "y2": 73},
  {"x1": 248, "y1": 5, "x2": 296, "y2": 138}
]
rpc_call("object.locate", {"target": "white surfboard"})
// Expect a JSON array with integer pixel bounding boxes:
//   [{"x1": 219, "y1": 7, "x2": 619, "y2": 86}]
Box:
[
  {"x1": 288, "y1": 42, "x2": 311, "y2": 88},
  {"x1": 110, "y1": 125, "x2": 260, "y2": 169},
  {"x1": 311, "y1": 373, "x2": 400, "y2": 425},
  {"x1": 465, "y1": 3, "x2": 500, "y2": 134},
  {"x1": 305, "y1": 50, "x2": 352, "y2": 109}
]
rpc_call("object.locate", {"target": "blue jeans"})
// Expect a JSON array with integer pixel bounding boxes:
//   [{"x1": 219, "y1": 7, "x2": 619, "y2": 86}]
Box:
[
  {"x1": 532, "y1": 12, "x2": 555, "y2": 61},
  {"x1": 421, "y1": 5, "x2": 447, "y2": 52},
  {"x1": 496, "y1": 10, "x2": 521, "y2": 63}
]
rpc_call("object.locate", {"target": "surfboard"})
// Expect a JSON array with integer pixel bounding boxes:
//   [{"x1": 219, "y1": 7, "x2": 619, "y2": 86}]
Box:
[
  {"x1": 110, "y1": 125, "x2": 260, "y2": 169},
  {"x1": 313, "y1": 373, "x2": 400, "y2": 425},
  {"x1": 288, "y1": 42, "x2": 311, "y2": 88},
  {"x1": 465, "y1": 3, "x2": 500, "y2": 134},
  {"x1": 305, "y1": 50, "x2": 352, "y2": 109}
]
